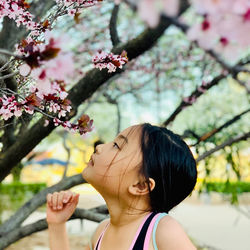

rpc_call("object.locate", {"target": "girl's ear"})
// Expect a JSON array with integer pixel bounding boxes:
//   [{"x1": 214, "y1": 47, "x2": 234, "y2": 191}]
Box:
[{"x1": 128, "y1": 178, "x2": 155, "y2": 196}]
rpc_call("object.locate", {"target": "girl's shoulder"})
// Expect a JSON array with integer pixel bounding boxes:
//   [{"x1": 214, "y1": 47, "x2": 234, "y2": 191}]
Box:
[
  {"x1": 90, "y1": 218, "x2": 110, "y2": 249},
  {"x1": 155, "y1": 214, "x2": 197, "y2": 250}
]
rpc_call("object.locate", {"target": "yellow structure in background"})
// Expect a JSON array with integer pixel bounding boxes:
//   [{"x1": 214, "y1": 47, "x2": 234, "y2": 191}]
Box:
[
  {"x1": 21, "y1": 137, "x2": 96, "y2": 188},
  {"x1": 20, "y1": 137, "x2": 249, "y2": 195}
]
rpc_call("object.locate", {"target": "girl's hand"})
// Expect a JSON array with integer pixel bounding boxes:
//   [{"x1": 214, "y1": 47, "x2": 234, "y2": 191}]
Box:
[{"x1": 46, "y1": 190, "x2": 80, "y2": 225}]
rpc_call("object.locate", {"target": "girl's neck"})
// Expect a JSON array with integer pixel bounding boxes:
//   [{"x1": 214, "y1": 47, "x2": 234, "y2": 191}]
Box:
[{"x1": 104, "y1": 196, "x2": 151, "y2": 228}]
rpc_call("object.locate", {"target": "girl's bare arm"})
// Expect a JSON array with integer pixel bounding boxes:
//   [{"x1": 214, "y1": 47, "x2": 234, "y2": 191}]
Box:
[
  {"x1": 46, "y1": 190, "x2": 79, "y2": 250},
  {"x1": 156, "y1": 216, "x2": 197, "y2": 250}
]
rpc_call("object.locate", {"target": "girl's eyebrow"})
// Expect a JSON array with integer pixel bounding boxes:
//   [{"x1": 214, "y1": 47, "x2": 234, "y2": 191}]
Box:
[{"x1": 117, "y1": 134, "x2": 128, "y2": 144}]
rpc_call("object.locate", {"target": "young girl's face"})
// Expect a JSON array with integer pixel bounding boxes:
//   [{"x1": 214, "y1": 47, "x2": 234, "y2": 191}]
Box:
[{"x1": 82, "y1": 125, "x2": 143, "y2": 198}]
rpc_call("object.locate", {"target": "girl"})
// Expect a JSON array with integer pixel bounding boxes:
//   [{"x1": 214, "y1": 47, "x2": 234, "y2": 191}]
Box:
[{"x1": 46, "y1": 123, "x2": 197, "y2": 250}]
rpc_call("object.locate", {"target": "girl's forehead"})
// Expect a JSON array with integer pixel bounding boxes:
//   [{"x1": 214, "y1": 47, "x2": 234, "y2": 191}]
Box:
[{"x1": 118, "y1": 125, "x2": 141, "y2": 140}]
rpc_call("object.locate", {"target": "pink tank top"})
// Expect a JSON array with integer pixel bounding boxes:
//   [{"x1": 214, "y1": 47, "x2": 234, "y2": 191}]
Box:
[{"x1": 94, "y1": 212, "x2": 168, "y2": 250}]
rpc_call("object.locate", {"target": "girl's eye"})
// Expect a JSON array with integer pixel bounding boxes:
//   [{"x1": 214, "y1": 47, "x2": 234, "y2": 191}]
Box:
[{"x1": 113, "y1": 142, "x2": 120, "y2": 149}]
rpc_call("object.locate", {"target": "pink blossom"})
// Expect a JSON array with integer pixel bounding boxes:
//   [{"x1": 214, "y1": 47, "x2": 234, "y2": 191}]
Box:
[
  {"x1": 68, "y1": 9, "x2": 76, "y2": 16},
  {"x1": 138, "y1": 0, "x2": 160, "y2": 28},
  {"x1": 45, "y1": 53, "x2": 75, "y2": 81},
  {"x1": 53, "y1": 118, "x2": 62, "y2": 126},
  {"x1": 0, "y1": 0, "x2": 38, "y2": 31},
  {"x1": 92, "y1": 50, "x2": 128, "y2": 73},
  {"x1": 14, "y1": 107, "x2": 22, "y2": 117},
  {"x1": 189, "y1": 0, "x2": 250, "y2": 60},
  {"x1": 19, "y1": 63, "x2": 31, "y2": 76},
  {"x1": 137, "y1": 0, "x2": 180, "y2": 27},
  {"x1": 0, "y1": 108, "x2": 14, "y2": 120},
  {"x1": 163, "y1": 0, "x2": 179, "y2": 16},
  {"x1": 187, "y1": 18, "x2": 218, "y2": 50},
  {"x1": 44, "y1": 119, "x2": 50, "y2": 127},
  {"x1": 183, "y1": 96, "x2": 197, "y2": 104},
  {"x1": 197, "y1": 86, "x2": 207, "y2": 93}
]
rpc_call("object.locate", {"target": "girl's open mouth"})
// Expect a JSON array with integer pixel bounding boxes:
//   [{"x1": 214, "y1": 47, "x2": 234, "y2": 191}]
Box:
[{"x1": 88, "y1": 156, "x2": 94, "y2": 166}]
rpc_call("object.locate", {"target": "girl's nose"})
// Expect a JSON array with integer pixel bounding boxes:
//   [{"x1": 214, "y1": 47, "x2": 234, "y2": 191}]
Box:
[{"x1": 95, "y1": 144, "x2": 103, "y2": 154}]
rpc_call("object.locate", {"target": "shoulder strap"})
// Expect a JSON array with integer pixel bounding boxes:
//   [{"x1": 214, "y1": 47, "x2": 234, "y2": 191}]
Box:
[
  {"x1": 152, "y1": 213, "x2": 168, "y2": 250},
  {"x1": 94, "y1": 222, "x2": 109, "y2": 250},
  {"x1": 132, "y1": 212, "x2": 157, "y2": 250}
]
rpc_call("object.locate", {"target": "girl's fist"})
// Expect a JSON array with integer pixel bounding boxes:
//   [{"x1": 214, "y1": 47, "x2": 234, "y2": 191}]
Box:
[{"x1": 46, "y1": 190, "x2": 80, "y2": 225}]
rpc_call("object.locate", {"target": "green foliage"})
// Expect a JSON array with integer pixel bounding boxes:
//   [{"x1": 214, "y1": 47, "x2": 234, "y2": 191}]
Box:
[
  {"x1": 0, "y1": 182, "x2": 47, "y2": 195},
  {"x1": 200, "y1": 180, "x2": 250, "y2": 205},
  {"x1": 0, "y1": 182, "x2": 47, "y2": 223},
  {"x1": 205, "y1": 181, "x2": 250, "y2": 194}
]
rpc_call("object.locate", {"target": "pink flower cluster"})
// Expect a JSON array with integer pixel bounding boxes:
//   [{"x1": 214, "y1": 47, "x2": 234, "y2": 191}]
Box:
[
  {"x1": 138, "y1": 0, "x2": 179, "y2": 27},
  {"x1": 188, "y1": 0, "x2": 250, "y2": 61},
  {"x1": 183, "y1": 81, "x2": 209, "y2": 105},
  {"x1": 52, "y1": 114, "x2": 93, "y2": 135},
  {"x1": 0, "y1": 95, "x2": 22, "y2": 120},
  {"x1": 55, "y1": 0, "x2": 103, "y2": 16},
  {"x1": 17, "y1": 32, "x2": 75, "y2": 96},
  {"x1": 0, "y1": 81, "x2": 70, "y2": 120},
  {"x1": 0, "y1": 81, "x2": 94, "y2": 135},
  {"x1": 0, "y1": 0, "x2": 42, "y2": 31},
  {"x1": 92, "y1": 50, "x2": 128, "y2": 73}
]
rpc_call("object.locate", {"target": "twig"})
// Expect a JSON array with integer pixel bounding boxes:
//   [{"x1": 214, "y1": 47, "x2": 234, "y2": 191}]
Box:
[
  {"x1": 0, "y1": 87, "x2": 60, "y2": 121},
  {"x1": 192, "y1": 108, "x2": 250, "y2": 146},
  {"x1": 0, "y1": 122, "x2": 15, "y2": 129},
  {"x1": 0, "y1": 71, "x2": 19, "y2": 80},
  {"x1": 0, "y1": 49, "x2": 23, "y2": 59},
  {"x1": 109, "y1": 4, "x2": 121, "y2": 46},
  {"x1": 196, "y1": 131, "x2": 250, "y2": 162},
  {"x1": 0, "y1": 59, "x2": 13, "y2": 72},
  {"x1": 161, "y1": 74, "x2": 225, "y2": 127}
]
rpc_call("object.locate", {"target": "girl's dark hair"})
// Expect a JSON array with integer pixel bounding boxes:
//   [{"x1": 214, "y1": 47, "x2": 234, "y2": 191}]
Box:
[{"x1": 140, "y1": 123, "x2": 197, "y2": 213}]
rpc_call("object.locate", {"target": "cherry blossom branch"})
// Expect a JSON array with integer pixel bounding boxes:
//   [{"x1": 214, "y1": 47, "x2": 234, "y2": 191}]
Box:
[
  {"x1": 109, "y1": 4, "x2": 121, "y2": 46},
  {"x1": 103, "y1": 92, "x2": 121, "y2": 134},
  {"x1": 191, "y1": 108, "x2": 250, "y2": 146},
  {"x1": 0, "y1": 59, "x2": 14, "y2": 72},
  {"x1": 196, "y1": 131, "x2": 250, "y2": 162},
  {"x1": 0, "y1": 57, "x2": 18, "y2": 152},
  {"x1": 161, "y1": 15, "x2": 250, "y2": 79},
  {"x1": 0, "y1": 71, "x2": 19, "y2": 80},
  {"x1": 0, "y1": 1, "x2": 190, "y2": 182},
  {"x1": 161, "y1": 74, "x2": 226, "y2": 126},
  {"x1": 0, "y1": 49, "x2": 23, "y2": 59},
  {"x1": 0, "y1": 122, "x2": 15, "y2": 129}
]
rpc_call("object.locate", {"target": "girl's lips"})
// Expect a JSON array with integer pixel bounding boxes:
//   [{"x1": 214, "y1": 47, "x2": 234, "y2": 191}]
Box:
[{"x1": 88, "y1": 155, "x2": 94, "y2": 166}]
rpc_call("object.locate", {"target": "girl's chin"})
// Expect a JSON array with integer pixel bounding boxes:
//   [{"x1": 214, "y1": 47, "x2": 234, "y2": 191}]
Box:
[{"x1": 81, "y1": 168, "x2": 89, "y2": 179}]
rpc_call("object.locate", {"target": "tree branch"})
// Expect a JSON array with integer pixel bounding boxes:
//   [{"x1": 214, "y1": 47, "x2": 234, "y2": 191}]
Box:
[
  {"x1": 192, "y1": 108, "x2": 250, "y2": 146},
  {"x1": 196, "y1": 131, "x2": 250, "y2": 162},
  {"x1": 0, "y1": 56, "x2": 18, "y2": 153},
  {"x1": 0, "y1": 71, "x2": 18, "y2": 80},
  {"x1": 0, "y1": 17, "x2": 27, "y2": 50},
  {"x1": 109, "y1": 4, "x2": 120, "y2": 46},
  {"x1": 0, "y1": 0, "x2": 55, "y2": 50},
  {"x1": 161, "y1": 74, "x2": 225, "y2": 127},
  {"x1": 0, "y1": 208, "x2": 107, "y2": 249}
]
